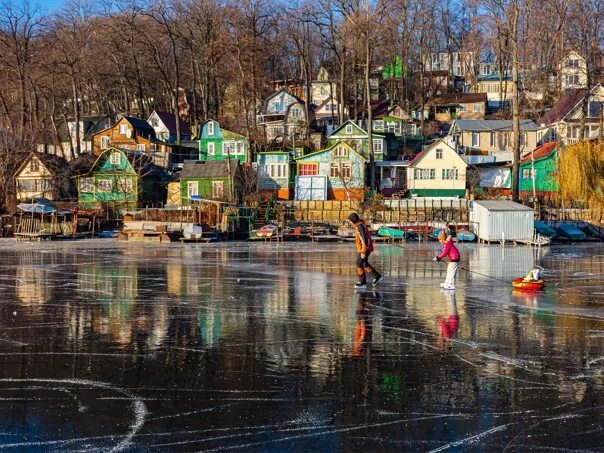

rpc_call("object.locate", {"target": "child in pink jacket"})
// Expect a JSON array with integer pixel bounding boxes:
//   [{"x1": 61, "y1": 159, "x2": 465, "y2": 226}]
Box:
[{"x1": 433, "y1": 230, "x2": 460, "y2": 290}]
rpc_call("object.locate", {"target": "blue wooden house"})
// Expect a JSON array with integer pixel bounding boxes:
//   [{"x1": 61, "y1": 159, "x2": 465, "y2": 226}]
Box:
[
  {"x1": 294, "y1": 141, "x2": 367, "y2": 200},
  {"x1": 256, "y1": 151, "x2": 294, "y2": 200}
]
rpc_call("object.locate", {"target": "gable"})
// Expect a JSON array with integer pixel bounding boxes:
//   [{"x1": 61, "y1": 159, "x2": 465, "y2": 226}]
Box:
[
  {"x1": 265, "y1": 90, "x2": 302, "y2": 114},
  {"x1": 411, "y1": 141, "x2": 466, "y2": 168},
  {"x1": 92, "y1": 149, "x2": 135, "y2": 174},
  {"x1": 201, "y1": 119, "x2": 222, "y2": 139},
  {"x1": 329, "y1": 120, "x2": 367, "y2": 138},
  {"x1": 296, "y1": 142, "x2": 367, "y2": 163}
]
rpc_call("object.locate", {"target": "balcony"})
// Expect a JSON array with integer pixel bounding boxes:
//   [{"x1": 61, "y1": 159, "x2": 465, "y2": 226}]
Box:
[{"x1": 257, "y1": 113, "x2": 285, "y2": 126}]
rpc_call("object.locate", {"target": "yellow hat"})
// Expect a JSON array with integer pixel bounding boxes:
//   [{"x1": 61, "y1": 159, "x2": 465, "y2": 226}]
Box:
[{"x1": 437, "y1": 230, "x2": 446, "y2": 240}]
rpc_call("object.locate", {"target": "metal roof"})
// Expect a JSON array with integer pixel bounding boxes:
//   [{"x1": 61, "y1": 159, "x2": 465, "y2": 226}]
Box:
[
  {"x1": 454, "y1": 119, "x2": 538, "y2": 132},
  {"x1": 473, "y1": 200, "x2": 534, "y2": 211}
]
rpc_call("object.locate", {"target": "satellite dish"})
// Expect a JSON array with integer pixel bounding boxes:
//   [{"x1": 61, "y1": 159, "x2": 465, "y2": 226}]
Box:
[{"x1": 125, "y1": 129, "x2": 132, "y2": 138}]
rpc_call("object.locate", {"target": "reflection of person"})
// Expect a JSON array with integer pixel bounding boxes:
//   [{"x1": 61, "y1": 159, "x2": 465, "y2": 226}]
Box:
[
  {"x1": 433, "y1": 230, "x2": 460, "y2": 290},
  {"x1": 348, "y1": 213, "x2": 383, "y2": 289},
  {"x1": 438, "y1": 291, "x2": 459, "y2": 349},
  {"x1": 352, "y1": 295, "x2": 374, "y2": 357}
]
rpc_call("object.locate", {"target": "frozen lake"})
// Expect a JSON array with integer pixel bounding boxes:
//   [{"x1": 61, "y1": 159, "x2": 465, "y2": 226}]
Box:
[{"x1": 0, "y1": 239, "x2": 602, "y2": 451}]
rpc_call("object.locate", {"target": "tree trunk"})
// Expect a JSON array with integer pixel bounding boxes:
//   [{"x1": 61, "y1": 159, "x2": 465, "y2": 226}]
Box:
[{"x1": 511, "y1": 0, "x2": 521, "y2": 202}]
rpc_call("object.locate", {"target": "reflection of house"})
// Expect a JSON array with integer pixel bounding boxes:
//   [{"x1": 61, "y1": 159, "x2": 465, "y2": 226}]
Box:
[
  {"x1": 327, "y1": 120, "x2": 388, "y2": 161},
  {"x1": 180, "y1": 160, "x2": 240, "y2": 203},
  {"x1": 76, "y1": 147, "x2": 167, "y2": 207},
  {"x1": 448, "y1": 119, "x2": 539, "y2": 162},
  {"x1": 294, "y1": 141, "x2": 366, "y2": 201},
  {"x1": 518, "y1": 142, "x2": 560, "y2": 197},
  {"x1": 558, "y1": 51, "x2": 588, "y2": 91},
  {"x1": 406, "y1": 139, "x2": 467, "y2": 197},
  {"x1": 425, "y1": 93, "x2": 487, "y2": 122},
  {"x1": 257, "y1": 89, "x2": 314, "y2": 143},
  {"x1": 198, "y1": 119, "x2": 249, "y2": 163},
  {"x1": 256, "y1": 151, "x2": 294, "y2": 200},
  {"x1": 536, "y1": 84, "x2": 604, "y2": 145},
  {"x1": 14, "y1": 153, "x2": 68, "y2": 201},
  {"x1": 147, "y1": 110, "x2": 192, "y2": 143}
]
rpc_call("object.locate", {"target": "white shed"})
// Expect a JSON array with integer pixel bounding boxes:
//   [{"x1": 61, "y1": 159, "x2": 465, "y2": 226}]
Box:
[{"x1": 470, "y1": 200, "x2": 534, "y2": 242}]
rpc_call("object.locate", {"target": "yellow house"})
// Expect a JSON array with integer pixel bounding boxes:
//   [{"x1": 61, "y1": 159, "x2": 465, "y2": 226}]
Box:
[
  {"x1": 448, "y1": 119, "x2": 539, "y2": 161},
  {"x1": 14, "y1": 153, "x2": 67, "y2": 201},
  {"x1": 407, "y1": 139, "x2": 467, "y2": 197}
]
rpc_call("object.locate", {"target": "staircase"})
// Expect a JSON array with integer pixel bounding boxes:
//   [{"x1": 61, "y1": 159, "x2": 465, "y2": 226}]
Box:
[{"x1": 253, "y1": 196, "x2": 276, "y2": 229}]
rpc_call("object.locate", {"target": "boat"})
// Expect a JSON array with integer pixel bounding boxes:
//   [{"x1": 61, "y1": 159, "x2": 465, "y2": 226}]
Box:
[
  {"x1": 377, "y1": 226, "x2": 407, "y2": 239},
  {"x1": 456, "y1": 229, "x2": 476, "y2": 242},
  {"x1": 337, "y1": 225, "x2": 355, "y2": 238},
  {"x1": 534, "y1": 221, "x2": 557, "y2": 238},
  {"x1": 556, "y1": 222, "x2": 587, "y2": 241},
  {"x1": 430, "y1": 227, "x2": 475, "y2": 242},
  {"x1": 579, "y1": 222, "x2": 604, "y2": 240},
  {"x1": 512, "y1": 277, "x2": 545, "y2": 291},
  {"x1": 250, "y1": 224, "x2": 278, "y2": 239}
]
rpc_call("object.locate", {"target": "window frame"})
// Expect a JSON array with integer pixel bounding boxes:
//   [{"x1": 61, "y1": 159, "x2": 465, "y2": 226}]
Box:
[
  {"x1": 298, "y1": 163, "x2": 318, "y2": 176},
  {"x1": 109, "y1": 152, "x2": 121, "y2": 166},
  {"x1": 187, "y1": 181, "x2": 198, "y2": 197},
  {"x1": 207, "y1": 121, "x2": 214, "y2": 136},
  {"x1": 207, "y1": 142, "x2": 215, "y2": 156}
]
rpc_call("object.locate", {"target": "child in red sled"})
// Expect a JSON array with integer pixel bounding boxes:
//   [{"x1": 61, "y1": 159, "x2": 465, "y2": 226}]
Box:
[{"x1": 433, "y1": 230, "x2": 460, "y2": 290}]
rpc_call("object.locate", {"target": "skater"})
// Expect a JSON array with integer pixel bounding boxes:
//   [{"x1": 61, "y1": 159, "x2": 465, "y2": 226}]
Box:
[
  {"x1": 433, "y1": 230, "x2": 460, "y2": 290},
  {"x1": 348, "y1": 213, "x2": 383, "y2": 289}
]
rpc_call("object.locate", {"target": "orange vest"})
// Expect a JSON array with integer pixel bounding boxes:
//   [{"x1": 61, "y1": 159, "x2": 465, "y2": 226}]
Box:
[{"x1": 354, "y1": 220, "x2": 374, "y2": 253}]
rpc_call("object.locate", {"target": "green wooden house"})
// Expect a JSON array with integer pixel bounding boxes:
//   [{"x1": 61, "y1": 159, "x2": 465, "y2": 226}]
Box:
[
  {"x1": 76, "y1": 148, "x2": 166, "y2": 208},
  {"x1": 518, "y1": 142, "x2": 560, "y2": 196},
  {"x1": 326, "y1": 120, "x2": 388, "y2": 162},
  {"x1": 198, "y1": 119, "x2": 249, "y2": 163},
  {"x1": 180, "y1": 160, "x2": 240, "y2": 204}
]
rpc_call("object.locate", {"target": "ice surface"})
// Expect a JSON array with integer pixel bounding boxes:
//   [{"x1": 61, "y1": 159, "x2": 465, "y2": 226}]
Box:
[{"x1": 0, "y1": 238, "x2": 602, "y2": 451}]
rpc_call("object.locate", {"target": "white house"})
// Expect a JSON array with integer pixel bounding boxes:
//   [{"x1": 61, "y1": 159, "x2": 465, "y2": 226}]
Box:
[
  {"x1": 406, "y1": 139, "x2": 467, "y2": 197},
  {"x1": 257, "y1": 89, "x2": 313, "y2": 143},
  {"x1": 537, "y1": 83, "x2": 604, "y2": 145},
  {"x1": 558, "y1": 51, "x2": 588, "y2": 91}
]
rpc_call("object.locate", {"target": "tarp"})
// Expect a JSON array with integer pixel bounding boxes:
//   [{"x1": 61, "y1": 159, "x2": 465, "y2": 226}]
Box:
[
  {"x1": 479, "y1": 167, "x2": 511, "y2": 189},
  {"x1": 17, "y1": 198, "x2": 72, "y2": 215}
]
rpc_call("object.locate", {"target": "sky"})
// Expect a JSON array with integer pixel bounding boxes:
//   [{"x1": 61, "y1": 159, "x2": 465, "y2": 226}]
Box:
[{"x1": 33, "y1": 0, "x2": 67, "y2": 13}]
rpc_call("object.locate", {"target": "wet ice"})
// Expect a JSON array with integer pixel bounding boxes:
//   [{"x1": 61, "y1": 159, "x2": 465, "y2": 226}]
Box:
[{"x1": 0, "y1": 239, "x2": 602, "y2": 451}]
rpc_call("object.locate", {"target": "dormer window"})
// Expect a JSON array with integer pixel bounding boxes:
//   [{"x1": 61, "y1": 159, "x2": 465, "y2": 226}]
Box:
[
  {"x1": 30, "y1": 159, "x2": 39, "y2": 172},
  {"x1": 208, "y1": 121, "x2": 214, "y2": 136}
]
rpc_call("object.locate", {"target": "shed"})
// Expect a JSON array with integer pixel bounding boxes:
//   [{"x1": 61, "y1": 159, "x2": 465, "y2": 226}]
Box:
[{"x1": 470, "y1": 200, "x2": 534, "y2": 242}]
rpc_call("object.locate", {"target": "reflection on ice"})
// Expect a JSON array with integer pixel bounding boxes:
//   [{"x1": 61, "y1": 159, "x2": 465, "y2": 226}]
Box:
[{"x1": 0, "y1": 240, "x2": 602, "y2": 450}]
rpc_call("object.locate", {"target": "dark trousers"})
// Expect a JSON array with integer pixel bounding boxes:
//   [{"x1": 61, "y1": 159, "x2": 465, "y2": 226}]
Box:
[{"x1": 356, "y1": 252, "x2": 379, "y2": 284}]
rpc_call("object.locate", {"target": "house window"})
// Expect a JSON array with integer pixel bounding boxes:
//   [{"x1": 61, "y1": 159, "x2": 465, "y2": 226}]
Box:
[
  {"x1": 116, "y1": 178, "x2": 134, "y2": 193},
  {"x1": 110, "y1": 152, "x2": 121, "y2": 165},
  {"x1": 522, "y1": 168, "x2": 536, "y2": 179},
  {"x1": 187, "y1": 181, "x2": 198, "y2": 197},
  {"x1": 266, "y1": 164, "x2": 288, "y2": 179},
  {"x1": 459, "y1": 104, "x2": 467, "y2": 112},
  {"x1": 212, "y1": 181, "x2": 224, "y2": 198},
  {"x1": 119, "y1": 124, "x2": 128, "y2": 135},
  {"x1": 30, "y1": 159, "x2": 39, "y2": 172},
  {"x1": 330, "y1": 104, "x2": 337, "y2": 112},
  {"x1": 566, "y1": 75, "x2": 579, "y2": 85},
  {"x1": 97, "y1": 179, "x2": 113, "y2": 192},
  {"x1": 79, "y1": 177, "x2": 93, "y2": 192},
  {"x1": 435, "y1": 148, "x2": 443, "y2": 159},
  {"x1": 414, "y1": 169, "x2": 435, "y2": 179},
  {"x1": 442, "y1": 169, "x2": 459, "y2": 180},
  {"x1": 290, "y1": 108, "x2": 301, "y2": 119},
  {"x1": 333, "y1": 146, "x2": 348, "y2": 157},
  {"x1": 519, "y1": 133, "x2": 527, "y2": 146},
  {"x1": 298, "y1": 163, "x2": 318, "y2": 176},
  {"x1": 101, "y1": 136, "x2": 110, "y2": 149},
  {"x1": 345, "y1": 124, "x2": 353, "y2": 134},
  {"x1": 394, "y1": 122, "x2": 402, "y2": 135},
  {"x1": 471, "y1": 132, "x2": 480, "y2": 147},
  {"x1": 490, "y1": 132, "x2": 495, "y2": 147},
  {"x1": 374, "y1": 120, "x2": 384, "y2": 131},
  {"x1": 588, "y1": 101, "x2": 603, "y2": 118},
  {"x1": 373, "y1": 139, "x2": 383, "y2": 154},
  {"x1": 207, "y1": 121, "x2": 214, "y2": 136},
  {"x1": 473, "y1": 104, "x2": 482, "y2": 112},
  {"x1": 341, "y1": 161, "x2": 352, "y2": 179},
  {"x1": 207, "y1": 142, "x2": 215, "y2": 155},
  {"x1": 137, "y1": 144, "x2": 146, "y2": 151},
  {"x1": 330, "y1": 162, "x2": 339, "y2": 177},
  {"x1": 568, "y1": 59, "x2": 579, "y2": 68}
]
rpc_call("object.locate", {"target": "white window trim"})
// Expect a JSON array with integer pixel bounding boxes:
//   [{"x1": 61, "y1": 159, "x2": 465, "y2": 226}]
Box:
[
  {"x1": 345, "y1": 124, "x2": 353, "y2": 134},
  {"x1": 207, "y1": 142, "x2": 215, "y2": 156},
  {"x1": 471, "y1": 132, "x2": 480, "y2": 147},
  {"x1": 110, "y1": 152, "x2": 121, "y2": 165},
  {"x1": 372, "y1": 139, "x2": 383, "y2": 154},
  {"x1": 435, "y1": 149, "x2": 443, "y2": 159},
  {"x1": 119, "y1": 124, "x2": 128, "y2": 135},
  {"x1": 207, "y1": 122, "x2": 214, "y2": 136},
  {"x1": 188, "y1": 181, "x2": 198, "y2": 197}
]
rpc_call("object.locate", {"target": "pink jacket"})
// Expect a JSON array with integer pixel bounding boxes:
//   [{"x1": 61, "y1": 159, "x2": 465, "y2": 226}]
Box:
[{"x1": 437, "y1": 240, "x2": 460, "y2": 262}]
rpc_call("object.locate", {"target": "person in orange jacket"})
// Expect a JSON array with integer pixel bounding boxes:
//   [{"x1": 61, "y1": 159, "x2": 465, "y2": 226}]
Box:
[{"x1": 348, "y1": 213, "x2": 383, "y2": 289}]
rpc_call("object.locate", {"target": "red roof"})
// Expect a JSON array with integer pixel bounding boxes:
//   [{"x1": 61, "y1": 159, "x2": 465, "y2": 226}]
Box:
[
  {"x1": 154, "y1": 111, "x2": 192, "y2": 136},
  {"x1": 520, "y1": 142, "x2": 558, "y2": 163},
  {"x1": 537, "y1": 89, "x2": 587, "y2": 126}
]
